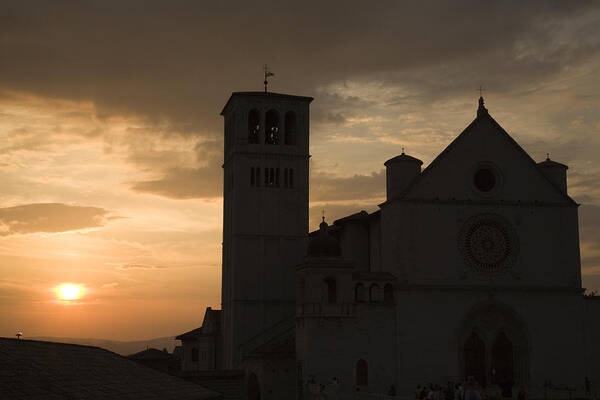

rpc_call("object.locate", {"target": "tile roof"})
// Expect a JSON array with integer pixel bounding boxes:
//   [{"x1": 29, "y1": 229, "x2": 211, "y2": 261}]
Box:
[{"x1": 0, "y1": 337, "x2": 221, "y2": 400}]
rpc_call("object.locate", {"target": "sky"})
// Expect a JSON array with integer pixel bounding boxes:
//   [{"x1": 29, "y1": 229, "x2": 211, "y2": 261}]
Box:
[{"x1": 1, "y1": 0, "x2": 600, "y2": 341}]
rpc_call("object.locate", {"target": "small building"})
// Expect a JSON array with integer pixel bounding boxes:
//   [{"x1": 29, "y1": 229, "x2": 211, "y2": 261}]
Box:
[
  {"x1": 0, "y1": 337, "x2": 221, "y2": 399},
  {"x1": 176, "y1": 307, "x2": 222, "y2": 372}
]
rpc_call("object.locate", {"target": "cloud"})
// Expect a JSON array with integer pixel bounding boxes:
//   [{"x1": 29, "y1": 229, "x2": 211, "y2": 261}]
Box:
[
  {"x1": 2, "y1": 1, "x2": 599, "y2": 205},
  {"x1": 1, "y1": 1, "x2": 598, "y2": 136},
  {"x1": 0, "y1": 203, "x2": 110, "y2": 236},
  {"x1": 0, "y1": 280, "x2": 43, "y2": 306},
  {"x1": 130, "y1": 166, "x2": 222, "y2": 199},
  {"x1": 127, "y1": 135, "x2": 223, "y2": 199},
  {"x1": 311, "y1": 170, "x2": 386, "y2": 202},
  {"x1": 118, "y1": 264, "x2": 165, "y2": 271}
]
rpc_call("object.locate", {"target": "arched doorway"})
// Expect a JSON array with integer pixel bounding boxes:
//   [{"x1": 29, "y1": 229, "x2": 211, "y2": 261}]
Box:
[
  {"x1": 458, "y1": 300, "x2": 529, "y2": 390},
  {"x1": 464, "y1": 332, "x2": 486, "y2": 387},
  {"x1": 248, "y1": 372, "x2": 261, "y2": 400},
  {"x1": 492, "y1": 332, "x2": 514, "y2": 396}
]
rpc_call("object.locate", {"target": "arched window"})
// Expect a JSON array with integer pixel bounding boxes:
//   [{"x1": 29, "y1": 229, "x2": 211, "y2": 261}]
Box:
[
  {"x1": 248, "y1": 109, "x2": 260, "y2": 144},
  {"x1": 191, "y1": 347, "x2": 199, "y2": 362},
  {"x1": 355, "y1": 283, "x2": 366, "y2": 303},
  {"x1": 284, "y1": 111, "x2": 296, "y2": 145},
  {"x1": 265, "y1": 109, "x2": 279, "y2": 144},
  {"x1": 356, "y1": 359, "x2": 368, "y2": 386},
  {"x1": 324, "y1": 277, "x2": 337, "y2": 304},
  {"x1": 384, "y1": 283, "x2": 393, "y2": 304},
  {"x1": 369, "y1": 284, "x2": 380, "y2": 302}
]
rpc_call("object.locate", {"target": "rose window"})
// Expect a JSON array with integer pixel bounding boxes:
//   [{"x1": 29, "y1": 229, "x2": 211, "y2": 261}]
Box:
[{"x1": 458, "y1": 214, "x2": 519, "y2": 274}]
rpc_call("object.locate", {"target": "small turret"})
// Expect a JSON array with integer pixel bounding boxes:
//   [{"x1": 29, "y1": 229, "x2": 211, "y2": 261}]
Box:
[
  {"x1": 537, "y1": 154, "x2": 568, "y2": 194},
  {"x1": 307, "y1": 219, "x2": 340, "y2": 258},
  {"x1": 384, "y1": 150, "x2": 423, "y2": 201}
]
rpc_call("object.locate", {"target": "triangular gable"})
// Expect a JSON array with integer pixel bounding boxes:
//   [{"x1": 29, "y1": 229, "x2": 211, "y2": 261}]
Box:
[{"x1": 401, "y1": 109, "x2": 577, "y2": 205}]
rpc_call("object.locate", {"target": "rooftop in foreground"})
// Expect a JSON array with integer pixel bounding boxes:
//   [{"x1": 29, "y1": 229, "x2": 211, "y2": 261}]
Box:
[{"x1": 0, "y1": 337, "x2": 221, "y2": 400}]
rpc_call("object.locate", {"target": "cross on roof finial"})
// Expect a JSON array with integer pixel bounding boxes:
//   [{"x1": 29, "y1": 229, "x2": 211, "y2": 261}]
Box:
[
  {"x1": 402, "y1": 147, "x2": 405, "y2": 154},
  {"x1": 322, "y1": 209, "x2": 325, "y2": 223},
  {"x1": 263, "y1": 64, "x2": 274, "y2": 93},
  {"x1": 477, "y1": 85, "x2": 488, "y2": 116},
  {"x1": 546, "y1": 153, "x2": 550, "y2": 160}
]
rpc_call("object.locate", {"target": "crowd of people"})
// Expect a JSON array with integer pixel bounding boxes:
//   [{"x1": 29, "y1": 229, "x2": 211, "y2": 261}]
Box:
[
  {"x1": 415, "y1": 377, "x2": 527, "y2": 400},
  {"x1": 299, "y1": 375, "x2": 557, "y2": 400}
]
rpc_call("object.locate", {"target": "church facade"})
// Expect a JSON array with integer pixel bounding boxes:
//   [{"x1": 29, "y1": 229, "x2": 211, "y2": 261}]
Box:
[{"x1": 179, "y1": 90, "x2": 600, "y2": 400}]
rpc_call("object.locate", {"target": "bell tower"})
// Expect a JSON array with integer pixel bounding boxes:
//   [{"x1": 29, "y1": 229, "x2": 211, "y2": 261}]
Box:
[{"x1": 220, "y1": 91, "x2": 312, "y2": 368}]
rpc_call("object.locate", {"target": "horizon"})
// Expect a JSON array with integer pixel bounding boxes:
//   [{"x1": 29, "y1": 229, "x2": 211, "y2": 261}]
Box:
[{"x1": 1, "y1": 1, "x2": 600, "y2": 341}]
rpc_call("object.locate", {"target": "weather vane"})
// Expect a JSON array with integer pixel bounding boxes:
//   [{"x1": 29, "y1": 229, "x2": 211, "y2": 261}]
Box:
[{"x1": 263, "y1": 64, "x2": 274, "y2": 93}]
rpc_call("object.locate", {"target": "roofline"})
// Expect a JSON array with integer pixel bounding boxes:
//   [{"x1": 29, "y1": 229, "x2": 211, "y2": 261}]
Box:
[
  {"x1": 333, "y1": 210, "x2": 369, "y2": 226},
  {"x1": 220, "y1": 91, "x2": 314, "y2": 115},
  {"x1": 0, "y1": 337, "x2": 108, "y2": 351},
  {"x1": 394, "y1": 112, "x2": 578, "y2": 206}
]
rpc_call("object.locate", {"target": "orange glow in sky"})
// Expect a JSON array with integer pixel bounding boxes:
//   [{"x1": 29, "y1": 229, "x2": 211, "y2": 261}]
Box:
[
  {"x1": 1, "y1": 2, "x2": 600, "y2": 342},
  {"x1": 56, "y1": 284, "x2": 83, "y2": 301}
]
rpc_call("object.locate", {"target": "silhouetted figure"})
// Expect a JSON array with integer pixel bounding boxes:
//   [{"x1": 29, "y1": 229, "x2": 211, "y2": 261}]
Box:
[
  {"x1": 586, "y1": 377, "x2": 592, "y2": 398},
  {"x1": 416, "y1": 385, "x2": 424, "y2": 400},
  {"x1": 388, "y1": 384, "x2": 397, "y2": 396},
  {"x1": 454, "y1": 383, "x2": 462, "y2": 400},
  {"x1": 307, "y1": 376, "x2": 320, "y2": 400},
  {"x1": 464, "y1": 377, "x2": 482, "y2": 400},
  {"x1": 324, "y1": 377, "x2": 340, "y2": 399}
]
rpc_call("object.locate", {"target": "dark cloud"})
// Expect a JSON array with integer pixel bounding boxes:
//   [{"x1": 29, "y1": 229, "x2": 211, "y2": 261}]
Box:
[
  {"x1": 311, "y1": 170, "x2": 386, "y2": 202},
  {"x1": 129, "y1": 138, "x2": 223, "y2": 199},
  {"x1": 2, "y1": 1, "x2": 598, "y2": 202},
  {"x1": 0, "y1": 203, "x2": 109, "y2": 235},
  {"x1": 130, "y1": 166, "x2": 222, "y2": 199},
  {"x1": 1, "y1": 1, "x2": 598, "y2": 136}
]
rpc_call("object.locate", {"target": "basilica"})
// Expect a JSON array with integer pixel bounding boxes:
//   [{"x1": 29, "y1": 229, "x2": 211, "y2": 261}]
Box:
[{"x1": 177, "y1": 90, "x2": 600, "y2": 399}]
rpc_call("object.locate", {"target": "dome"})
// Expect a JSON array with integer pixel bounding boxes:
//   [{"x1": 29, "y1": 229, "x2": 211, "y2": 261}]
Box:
[
  {"x1": 537, "y1": 158, "x2": 568, "y2": 170},
  {"x1": 384, "y1": 152, "x2": 423, "y2": 167},
  {"x1": 307, "y1": 220, "x2": 340, "y2": 257}
]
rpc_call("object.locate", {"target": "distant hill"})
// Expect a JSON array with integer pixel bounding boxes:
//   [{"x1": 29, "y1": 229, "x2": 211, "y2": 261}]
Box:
[{"x1": 29, "y1": 335, "x2": 180, "y2": 356}]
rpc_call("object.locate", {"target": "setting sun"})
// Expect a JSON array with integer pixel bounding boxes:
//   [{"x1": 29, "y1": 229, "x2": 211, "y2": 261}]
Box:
[{"x1": 56, "y1": 284, "x2": 83, "y2": 301}]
